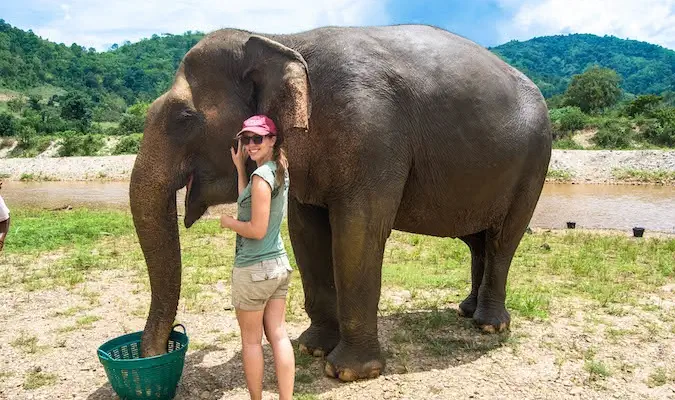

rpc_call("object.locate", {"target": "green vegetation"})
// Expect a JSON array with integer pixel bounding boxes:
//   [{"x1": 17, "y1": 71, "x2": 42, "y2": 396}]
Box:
[
  {"x1": 1, "y1": 21, "x2": 675, "y2": 155},
  {"x1": 112, "y1": 133, "x2": 142, "y2": 155},
  {"x1": 546, "y1": 169, "x2": 573, "y2": 182},
  {"x1": 612, "y1": 168, "x2": 675, "y2": 184},
  {"x1": 23, "y1": 370, "x2": 58, "y2": 390},
  {"x1": 4, "y1": 208, "x2": 672, "y2": 321},
  {"x1": 491, "y1": 34, "x2": 675, "y2": 98},
  {"x1": 564, "y1": 66, "x2": 622, "y2": 113},
  {"x1": 10, "y1": 332, "x2": 41, "y2": 354},
  {"x1": 647, "y1": 367, "x2": 675, "y2": 388}
]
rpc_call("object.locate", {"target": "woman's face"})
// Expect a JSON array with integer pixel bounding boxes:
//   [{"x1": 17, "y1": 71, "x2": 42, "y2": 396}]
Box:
[{"x1": 242, "y1": 132, "x2": 276, "y2": 163}]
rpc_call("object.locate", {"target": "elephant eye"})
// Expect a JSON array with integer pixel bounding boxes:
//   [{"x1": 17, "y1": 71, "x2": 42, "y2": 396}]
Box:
[{"x1": 178, "y1": 109, "x2": 197, "y2": 120}]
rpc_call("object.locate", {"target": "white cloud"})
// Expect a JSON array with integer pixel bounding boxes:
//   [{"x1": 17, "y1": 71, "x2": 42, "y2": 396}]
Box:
[
  {"x1": 26, "y1": 0, "x2": 389, "y2": 51},
  {"x1": 498, "y1": 0, "x2": 675, "y2": 49}
]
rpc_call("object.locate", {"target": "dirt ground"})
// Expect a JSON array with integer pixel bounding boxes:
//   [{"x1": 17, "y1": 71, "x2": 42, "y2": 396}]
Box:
[{"x1": 0, "y1": 252, "x2": 673, "y2": 400}]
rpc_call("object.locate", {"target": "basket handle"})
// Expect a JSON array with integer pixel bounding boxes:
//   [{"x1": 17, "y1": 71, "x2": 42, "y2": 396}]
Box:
[
  {"x1": 172, "y1": 323, "x2": 187, "y2": 334},
  {"x1": 97, "y1": 348, "x2": 113, "y2": 361}
]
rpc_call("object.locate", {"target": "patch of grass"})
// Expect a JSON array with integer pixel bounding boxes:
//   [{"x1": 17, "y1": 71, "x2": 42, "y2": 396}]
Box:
[
  {"x1": 647, "y1": 367, "x2": 674, "y2": 388},
  {"x1": 51, "y1": 306, "x2": 88, "y2": 317},
  {"x1": 584, "y1": 359, "x2": 612, "y2": 380},
  {"x1": 10, "y1": 332, "x2": 41, "y2": 354},
  {"x1": 612, "y1": 168, "x2": 675, "y2": 185},
  {"x1": 58, "y1": 315, "x2": 101, "y2": 333},
  {"x1": 546, "y1": 169, "x2": 573, "y2": 182},
  {"x1": 295, "y1": 371, "x2": 315, "y2": 384},
  {"x1": 5, "y1": 208, "x2": 134, "y2": 254},
  {"x1": 552, "y1": 138, "x2": 584, "y2": 149},
  {"x1": 25, "y1": 84, "x2": 67, "y2": 99},
  {"x1": 188, "y1": 341, "x2": 223, "y2": 352},
  {"x1": 216, "y1": 331, "x2": 239, "y2": 343},
  {"x1": 23, "y1": 370, "x2": 58, "y2": 390},
  {"x1": 293, "y1": 394, "x2": 320, "y2": 400},
  {"x1": 506, "y1": 288, "x2": 550, "y2": 320},
  {"x1": 293, "y1": 346, "x2": 315, "y2": 369}
]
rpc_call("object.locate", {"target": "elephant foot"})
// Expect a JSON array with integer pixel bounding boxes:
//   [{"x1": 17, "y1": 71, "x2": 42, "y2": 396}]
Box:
[
  {"x1": 324, "y1": 341, "x2": 384, "y2": 382},
  {"x1": 473, "y1": 304, "x2": 511, "y2": 334},
  {"x1": 298, "y1": 323, "x2": 340, "y2": 358},
  {"x1": 458, "y1": 294, "x2": 478, "y2": 318}
]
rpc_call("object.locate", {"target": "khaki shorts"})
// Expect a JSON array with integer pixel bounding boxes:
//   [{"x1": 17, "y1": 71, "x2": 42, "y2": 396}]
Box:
[{"x1": 232, "y1": 256, "x2": 293, "y2": 311}]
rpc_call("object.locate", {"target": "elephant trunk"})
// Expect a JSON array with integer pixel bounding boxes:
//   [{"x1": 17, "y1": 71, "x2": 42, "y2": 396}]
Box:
[{"x1": 129, "y1": 153, "x2": 182, "y2": 357}]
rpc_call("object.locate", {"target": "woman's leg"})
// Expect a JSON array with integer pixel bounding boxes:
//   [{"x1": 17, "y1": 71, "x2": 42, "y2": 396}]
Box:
[
  {"x1": 236, "y1": 309, "x2": 265, "y2": 400},
  {"x1": 263, "y1": 297, "x2": 295, "y2": 400}
]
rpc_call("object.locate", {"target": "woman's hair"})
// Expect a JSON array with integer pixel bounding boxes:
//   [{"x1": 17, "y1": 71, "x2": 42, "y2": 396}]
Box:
[{"x1": 273, "y1": 142, "x2": 288, "y2": 189}]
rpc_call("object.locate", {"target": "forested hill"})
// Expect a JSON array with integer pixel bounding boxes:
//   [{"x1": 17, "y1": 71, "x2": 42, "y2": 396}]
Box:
[
  {"x1": 490, "y1": 33, "x2": 675, "y2": 98},
  {"x1": 0, "y1": 19, "x2": 204, "y2": 108},
  {"x1": 2, "y1": 19, "x2": 675, "y2": 110}
]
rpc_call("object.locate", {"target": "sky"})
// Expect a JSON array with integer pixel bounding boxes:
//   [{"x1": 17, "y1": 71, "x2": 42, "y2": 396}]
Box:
[{"x1": 1, "y1": 0, "x2": 675, "y2": 51}]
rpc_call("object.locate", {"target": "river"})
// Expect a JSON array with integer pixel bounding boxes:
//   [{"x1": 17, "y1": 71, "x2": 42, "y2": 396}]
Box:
[{"x1": 2, "y1": 182, "x2": 674, "y2": 233}]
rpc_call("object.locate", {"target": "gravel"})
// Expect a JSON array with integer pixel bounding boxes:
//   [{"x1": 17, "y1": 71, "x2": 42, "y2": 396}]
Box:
[{"x1": 0, "y1": 150, "x2": 673, "y2": 184}]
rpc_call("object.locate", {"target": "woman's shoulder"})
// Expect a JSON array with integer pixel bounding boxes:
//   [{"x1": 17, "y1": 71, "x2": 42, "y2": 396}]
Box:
[{"x1": 251, "y1": 162, "x2": 277, "y2": 189}]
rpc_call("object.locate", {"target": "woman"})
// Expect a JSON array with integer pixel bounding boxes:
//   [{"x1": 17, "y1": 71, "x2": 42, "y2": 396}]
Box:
[{"x1": 220, "y1": 114, "x2": 294, "y2": 400}]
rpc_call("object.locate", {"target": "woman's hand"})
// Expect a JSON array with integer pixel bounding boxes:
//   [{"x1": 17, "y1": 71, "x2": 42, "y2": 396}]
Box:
[
  {"x1": 230, "y1": 140, "x2": 247, "y2": 172},
  {"x1": 220, "y1": 214, "x2": 236, "y2": 229}
]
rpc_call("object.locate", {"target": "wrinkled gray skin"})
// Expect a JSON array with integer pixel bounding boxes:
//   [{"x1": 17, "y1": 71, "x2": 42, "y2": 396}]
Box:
[{"x1": 130, "y1": 24, "x2": 551, "y2": 382}]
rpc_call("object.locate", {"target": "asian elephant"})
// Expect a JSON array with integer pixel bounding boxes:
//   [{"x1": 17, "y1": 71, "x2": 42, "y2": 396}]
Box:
[{"x1": 129, "y1": 24, "x2": 552, "y2": 382}]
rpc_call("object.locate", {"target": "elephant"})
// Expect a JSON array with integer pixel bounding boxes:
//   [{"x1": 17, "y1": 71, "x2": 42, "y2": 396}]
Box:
[{"x1": 129, "y1": 24, "x2": 552, "y2": 382}]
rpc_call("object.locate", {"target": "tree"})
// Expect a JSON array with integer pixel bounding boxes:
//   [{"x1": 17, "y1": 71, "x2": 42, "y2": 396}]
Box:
[
  {"x1": 623, "y1": 94, "x2": 662, "y2": 117},
  {"x1": 6, "y1": 97, "x2": 25, "y2": 113},
  {"x1": 0, "y1": 112, "x2": 17, "y2": 136},
  {"x1": 119, "y1": 101, "x2": 149, "y2": 134},
  {"x1": 563, "y1": 66, "x2": 622, "y2": 113},
  {"x1": 60, "y1": 91, "x2": 92, "y2": 131}
]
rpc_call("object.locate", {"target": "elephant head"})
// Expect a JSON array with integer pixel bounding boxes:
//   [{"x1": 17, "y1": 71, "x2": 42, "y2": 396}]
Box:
[{"x1": 129, "y1": 30, "x2": 311, "y2": 356}]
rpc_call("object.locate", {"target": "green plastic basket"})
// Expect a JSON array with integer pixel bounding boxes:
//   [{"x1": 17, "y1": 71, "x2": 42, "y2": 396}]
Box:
[{"x1": 97, "y1": 324, "x2": 189, "y2": 400}]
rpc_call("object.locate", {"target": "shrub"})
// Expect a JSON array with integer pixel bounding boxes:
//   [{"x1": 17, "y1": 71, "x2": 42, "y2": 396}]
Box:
[
  {"x1": 622, "y1": 94, "x2": 662, "y2": 117},
  {"x1": 640, "y1": 107, "x2": 675, "y2": 146},
  {"x1": 0, "y1": 112, "x2": 17, "y2": 136},
  {"x1": 112, "y1": 133, "x2": 142, "y2": 155},
  {"x1": 592, "y1": 119, "x2": 634, "y2": 149},
  {"x1": 549, "y1": 106, "x2": 587, "y2": 139},
  {"x1": 58, "y1": 134, "x2": 105, "y2": 156}
]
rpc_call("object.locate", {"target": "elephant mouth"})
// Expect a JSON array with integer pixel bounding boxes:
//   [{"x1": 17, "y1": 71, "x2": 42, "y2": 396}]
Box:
[
  {"x1": 183, "y1": 172, "x2": 205, "y2": 228},
  {"x1": 185, "y1": 173, "x2": 194, "y2": 201}
]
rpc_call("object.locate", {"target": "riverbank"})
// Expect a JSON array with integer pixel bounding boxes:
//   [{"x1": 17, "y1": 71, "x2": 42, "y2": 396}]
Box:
[{"x1": 0, "y1": 150, "x2": 674, "y2": 185}]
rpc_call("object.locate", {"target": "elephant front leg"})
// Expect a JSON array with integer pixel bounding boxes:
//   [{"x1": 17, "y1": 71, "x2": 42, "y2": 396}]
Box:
[
  {"x1": 324, "y1": 208, "x2": 392, "y2": 382},
  {"x1": 288, "y1": 199, "x2": 340, "y2": 357}
]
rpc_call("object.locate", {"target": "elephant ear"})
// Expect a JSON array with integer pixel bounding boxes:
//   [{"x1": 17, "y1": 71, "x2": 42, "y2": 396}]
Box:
[{"x1": 243, "y1": 35, "x2": 311, "y2": 141}]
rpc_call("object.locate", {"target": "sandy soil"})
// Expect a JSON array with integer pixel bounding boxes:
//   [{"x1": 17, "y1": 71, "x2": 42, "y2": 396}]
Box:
[
  {"x1": 1, "y1": 150, "x2": 674, "y2": 185},
  {"x1": 0, "y1": 234, "x2": 673, "y2": 400}
]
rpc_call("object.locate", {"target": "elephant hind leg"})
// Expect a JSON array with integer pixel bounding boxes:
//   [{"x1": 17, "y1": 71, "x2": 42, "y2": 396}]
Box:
[
  {"x1": 458, "y1": 230, "x2": 487, "y2": 318},
  {"x1": 473, "y1": 182, "x2": 542, "y2": 333}
]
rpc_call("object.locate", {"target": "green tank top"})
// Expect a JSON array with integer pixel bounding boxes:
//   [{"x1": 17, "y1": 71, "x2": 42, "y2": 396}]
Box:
[{"x1": 234, "y1": 160, "x2": 289, "y2": 267}]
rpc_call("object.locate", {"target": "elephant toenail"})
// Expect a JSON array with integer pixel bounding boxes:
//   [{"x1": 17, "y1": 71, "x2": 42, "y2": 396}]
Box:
[
  {"x1": 339, "y1": 369, "x2": 358, "y2": 382},
  {"x1": 324, "y1": 362, "x2": 338, "y2": 378}
]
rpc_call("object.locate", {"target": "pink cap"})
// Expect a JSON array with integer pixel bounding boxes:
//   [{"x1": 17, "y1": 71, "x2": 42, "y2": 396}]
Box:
[{"x1": 236, "y1": 115, "x2": 277, "y2": 137}]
